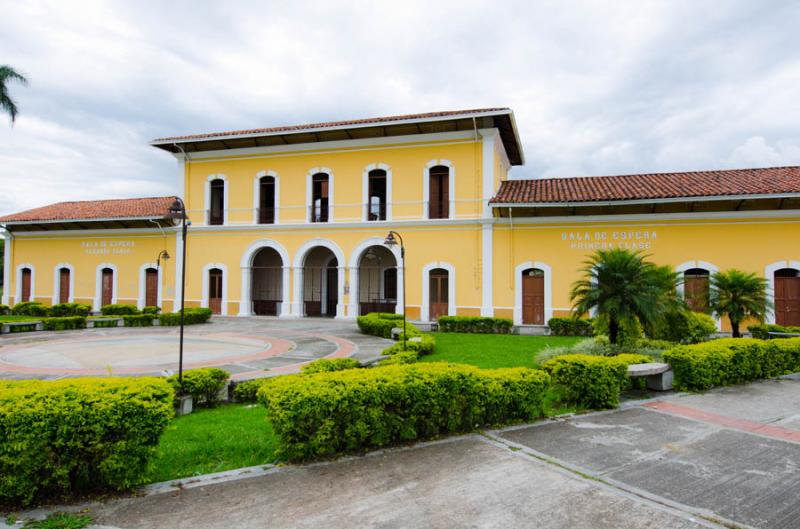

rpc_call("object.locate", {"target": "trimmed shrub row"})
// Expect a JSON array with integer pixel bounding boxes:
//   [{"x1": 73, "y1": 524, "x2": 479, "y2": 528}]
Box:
[
  {"x1": 547, "y1": 317, "x2": 594, "y2": 336},
  {"x1": 11, "y1": 302, "x2": 91, "y2": 318},
  {"x1": 100, "y1": 304, "x2": 141, "y2": 316},
  {"x1": 650, "y1": 310, "x2": 717, "y2": 344},
  {"x1": 0, "y1": 377, "x2": 173, "y2": 506},
  {"x1": 259, "y1": 363, "x2": 551, "y2": 460},
  {"x1": 437, "y1": 316, "x2": 513, "y2": 334},
  {"x1": 159, "y1": 308, "x2": 213, "y2": 326},
  {"x1": 748, "y1": 323, "x2": 800, "y2": 340},
  {"x1": 42, "y1": 316, "x2": 87, "y2": 331},
  {"x1": 0, "y1": 304, "x2": 10, "y2": 316},
  {"x1": 122, "y1": 314, "x2": 155, "y2": 327},
  {"x1": 542, "y1": 354, "x2": 651, "y2": 409},
  {"x1": 663, "y1": 338, "x2": 800, "y2": 391},
  {"x1": 167, "y1": 367, "x2": 229, "y2": 407},
  {"x1": 300, "y1": 358, "x2": 361, "y2": 374},
  {"x1": 356, "y1": 312, "x2": 406, "y2": 338}
]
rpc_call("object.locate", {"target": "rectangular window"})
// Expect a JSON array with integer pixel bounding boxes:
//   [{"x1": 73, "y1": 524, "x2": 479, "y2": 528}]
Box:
[
  {"x1": 312, "y1": 173, "x2": 329, "y2": 222},
  {"x1": 209, "y1": 179, "x2": 225, "y2": 225},
  {"x1": 259, "y1": 177, "x2": 275, "y2": 224},
  {"x1": 428, "y1": 166, "x2": 449, "y2": 219},
  {"x1": 368, "y1": 169, "x2": 387, "y2": 221}
]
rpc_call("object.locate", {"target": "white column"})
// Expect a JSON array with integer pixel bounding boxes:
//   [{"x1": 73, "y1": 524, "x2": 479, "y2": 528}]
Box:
[
  {"x1": 291, "y1": 266, "x2": 304, "y2": 317},
  {"x1": 238, "y1": 267, "x2": 253, "y2": 316},
  {"x1": 2, "y1": 232, "x2": 11, "y2": 306},
  {"x1": 347, "y1": 265, "x2": 359, "y2": 318},
  {"x1": 279, "y1": 266, "x2": 292, "y2": 317}
]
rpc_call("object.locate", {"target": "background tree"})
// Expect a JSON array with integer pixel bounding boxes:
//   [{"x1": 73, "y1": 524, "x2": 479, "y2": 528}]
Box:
[
  {"x1": 570, "y1": 249, "x2": 679, "y2": 344},
  {"x1": 709, "y1": 269, "x2": 770, "y2": 338},
  {"x1": 1, "y1": 65, "x2": 28, "y2": 125}
]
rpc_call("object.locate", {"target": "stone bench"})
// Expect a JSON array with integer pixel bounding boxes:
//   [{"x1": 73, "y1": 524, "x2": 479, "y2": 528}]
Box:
[
  {"x1": 0, "y1": 321, "x2": 44, "y2": 334},
  {"x1": 627, "y1": 362, "x2": 673, "y2": 391},
  {"x1": 87, "y1": 317, "x2": 125, "y2": 328}
]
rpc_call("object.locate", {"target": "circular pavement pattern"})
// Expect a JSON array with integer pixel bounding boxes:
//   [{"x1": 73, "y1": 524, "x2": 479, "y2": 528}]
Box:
[{"x1": 0, "y1": 317, "x2": 394, "y2": 381}]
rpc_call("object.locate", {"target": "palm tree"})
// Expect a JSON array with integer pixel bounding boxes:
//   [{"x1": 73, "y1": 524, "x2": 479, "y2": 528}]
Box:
[
  {"x1": 1, "y1": 65, "x2": 28, "y2": 125},
  {"x1": 570, "y1": 249, "x2": 679, "y2": 344},
  {"x1": 709, "y1": 269, "x2": 770, "y2": 337}
]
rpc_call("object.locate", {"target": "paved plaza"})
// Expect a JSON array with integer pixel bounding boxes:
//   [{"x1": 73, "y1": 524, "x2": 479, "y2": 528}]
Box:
[
  {"x1": 0, "y1": 317, "x2": 392, "y2": 380},
  {"x1": 7, "y1": 376, "x2": 797, "y2": 529}
]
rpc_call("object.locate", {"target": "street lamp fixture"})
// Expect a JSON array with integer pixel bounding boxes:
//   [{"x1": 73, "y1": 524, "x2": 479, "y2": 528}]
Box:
[
  {"x1": 156, "y1": 250, "x2": 170, "y2": 269},
  {"x1": 168, "y1": 198, "x2": 189, "y2": 388},
  {"x1": 383, "y1": 230, "x2": 407, "y2": 350}
]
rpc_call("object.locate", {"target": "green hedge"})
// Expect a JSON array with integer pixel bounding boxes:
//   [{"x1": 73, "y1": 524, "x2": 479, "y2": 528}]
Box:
[
  {"x1": 101, "y1": 304, "x2": 140, "y2": 316},
  {"x1": 259, "y1": 363, "x2": 551, "y2": 460},
  {"x1": 159, "y1": 308, "x2": 213, "y2": 326},
  {"x1": 381, "y1": 334, "x2": 436, "y2": 356},
  {"x1": 748, "y1": 323, "x2": 800, "y2": 340},
  {"x1": 0, "y1": 377, "x2": 173, "y2": 506},
  {"x1": 11, "y1": 301, "x2": 49, "y2": 317},
  {"x1": 142, "y1": 306, "x2": 161, "y2": 315},
  {"x1": 547, "y1": 317, "x2": 593, "y2": 336},
  {"x1": 437, "y1": 315, "x2": 513, "y2": 334},
  {"x1": 542, "y1": 354, "x2": 651, "y2": 409},
  {"x1": 301, "y1": 358, "x2": 361, "y2": 374},
  {"x1": 379, "y1": 351, "x2": 419, "y2": 365},
  {"x1": 356, "y1": 312, "x2": 405, "y2": 338},
  {"x1": 233, "y1": 378, "x2": 271, "y2": 403},
  {"x1": 651, "y1": 310, "x2": 717, "y2": 344},
  {"x1": 122, "y1": 314, "x2": 154, "y2": 327},
  {"x1": 168, "y1": 367, "x2": 229, "y2": 407},
  {"x1": 0, "y1": 304, "x2": 10, "y2": 316},
  {"x1": 42, "y1": 316, "x2": 87, "y2": 331},
  {"x1": 663, "y1": 338, "x2": 800, "y2": 391},
  {"x1": 91, "y1": 318, "x2": 121, "y2": 328},
  {"x1": 48, "y1": 303, "x2": 91, "y2": 317}
]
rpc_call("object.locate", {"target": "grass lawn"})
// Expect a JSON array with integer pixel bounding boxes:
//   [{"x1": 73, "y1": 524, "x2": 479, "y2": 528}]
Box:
[
  {"x1": 419, "y1": 332, "x2": 582, "y2": 369},
  {"x1": 147, "y1": 403, "x2": 278, "y2": 484},
  {"x1": 0, "y1": 315, "x2": 43, "y2": 322}
]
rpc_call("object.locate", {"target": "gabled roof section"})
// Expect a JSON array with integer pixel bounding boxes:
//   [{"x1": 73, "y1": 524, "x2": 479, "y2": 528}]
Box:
[
  {"x1": 0, "y1": 196, "x2": 177, "y2": 231},
  {"x1": 491, "y1": 166, "x2": 800, "y2": 206},
  {"x1": 151, "y1": 108, "x2": 524, "y2": 165}
]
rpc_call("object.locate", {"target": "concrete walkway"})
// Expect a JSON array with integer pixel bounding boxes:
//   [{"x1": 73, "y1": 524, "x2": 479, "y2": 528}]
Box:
[
  {"x1": 0, "y1": 317, "x2": 392, "y2": 381},
  {"x1": 9, "y1": 376, "x2": 799, "y2": 529}
]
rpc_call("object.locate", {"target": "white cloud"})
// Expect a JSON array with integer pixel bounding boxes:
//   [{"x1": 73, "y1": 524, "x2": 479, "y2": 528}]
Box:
[{"x1": 1, "y1": 0, "x2": 799, "y2": 213}]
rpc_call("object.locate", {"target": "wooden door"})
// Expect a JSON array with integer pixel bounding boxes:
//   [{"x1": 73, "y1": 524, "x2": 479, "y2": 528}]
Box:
[
  {"x1": 775, "y1": 276, "x2": 800, "y2": 326},
  {"x1": 145, "y1": 268, "x2": 158, "y2": 307},
  {"x1": 20, "y1": 268, "x2": 32, "y2": 302},
  {"x1": 684, "y1": 274, "x2": 709, "y2": 312},
  {"x1": 209, "y1": 269, "x2": 223, "y2": 315},
  {"x1": 325, "y1": 266, "x2": 338, "y2": 317},
  {"x1": 101, "y1": 268, "x2": 114, "y2": 307},
  {"x1": 429, "y1": 269, "x2": 449, "y2": 320},
  {"x1": 522, "y1": 270, "x2": 544, "y2": 325},
  {"x1": 59, "y1": 268, "x2": 70, "y2": 303}
]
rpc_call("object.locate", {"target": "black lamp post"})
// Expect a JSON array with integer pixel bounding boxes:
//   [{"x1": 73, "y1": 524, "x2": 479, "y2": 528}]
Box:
[
  {"x1": 383, "y1": 231, "x2": 406, "y2": 350},
  {"x1": 168, "y1": 198, "x2": 189, "y2": 388}
]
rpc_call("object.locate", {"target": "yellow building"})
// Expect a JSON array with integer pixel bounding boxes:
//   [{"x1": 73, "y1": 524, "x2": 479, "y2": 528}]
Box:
[{"x1": 2, "y1": 108, "x2": 800, "y2": 330}]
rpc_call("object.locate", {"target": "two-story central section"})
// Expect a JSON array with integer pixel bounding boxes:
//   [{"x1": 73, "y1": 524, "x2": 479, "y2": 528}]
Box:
[{"x1": 151, "y1": 108, "x2": 523, "y2": 319}]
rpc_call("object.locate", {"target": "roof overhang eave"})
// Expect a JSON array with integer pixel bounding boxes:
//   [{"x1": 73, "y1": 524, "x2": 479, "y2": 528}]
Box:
[
  {"x1": 0, "y1": 215, "x2": 173, "y2": 226},
  {"x1": 490, "y1": 192, "x2": 800, "y2": 209}
]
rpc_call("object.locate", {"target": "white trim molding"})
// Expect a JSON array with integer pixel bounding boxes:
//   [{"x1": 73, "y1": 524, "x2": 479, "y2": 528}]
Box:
[
  {"x1": 421, "y1": 261, "x2": 456, "y2": 322},
  {"x1": 204, "y1": 173, "x2": 229, "y2": 225},
  {"x1": 306, "y1": 167, "x2": 334, "y2": 223},
  {"x1": 94, "y1": 263, "x2": 118, "y2": 311},
  {"x1": 423, "y1": 159, "x2": 456, "y2": 219},
  {"x1": 201, "y1": 262, "x2": 229, "y2": 316},
  {"x1": 137, "y1": 263, "x2": 163, "y2": 310},
  {"x1": 347, "y1": 236, "x2": 403, "y2": 318},
  {"x1": 253, "y1": 170, "x2": 280, "y2": 225},
  {"x1": 15, "y1": 263, "x2": 35, "y2": 304},
  {"x1": 765, "y1": 260, "x2": 800, "y2": 324},
  {"x1": 478, "y1": 128, "x2": 499, "y2": 219},
  {"x1": 361, "y1": 163, "x2": 393, "y2": 222},
  {"x1": 239, "y1": 239, "x2": 291, "y2": 317},
  {"x1": 514, "y1": 261, "x2": 553, "y2": 326},
  {"x1": 675, "y1": 260, "x2": 721, "y2": 330},
  {"x1": 291, "y1": 238, "x2": 346, "y2": 318},
  {"x1": 481, "y1": 224, "x2": 494, "y2": 317},
  {"x1": 52, "y1": 263, "x2": 76, "y2": 304}
]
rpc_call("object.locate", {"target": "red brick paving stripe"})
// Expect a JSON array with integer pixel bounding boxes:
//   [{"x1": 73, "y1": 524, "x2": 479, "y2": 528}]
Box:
[{"x1": 643, "y1": 401, "x2": 800, "y2": 444}]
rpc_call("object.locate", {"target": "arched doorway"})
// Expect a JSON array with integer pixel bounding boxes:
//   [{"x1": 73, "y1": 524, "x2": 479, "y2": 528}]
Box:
[
  {"x1": 356, "y1": 245, "x2": 397, "y2": 315},
  {"x1": 683, "y1": 268, "x2": 710, "y2": 313},
  {"x1": 20, "y1": 267, "x2": 32, "y2": 302},
  {"x1": 101, "y1": 267, "x2": 114, "y2": 307},
  {"x1": 208, "y1": 268, "x2": 223, "y2": 315},
  {"x1": 251, "y1": 247, "x2": 283, "y2": 316},
  {"x1": 521, "y1": 268, "x2": 545, "y2": 325},
  {"x1": 429, "y1": 268, "x2": 449, "y2": 321},
  {"x1": 302, "y1": 246, "x2": 339, "y2": 317},
  {"x1": 144, "y1": 268, "x2": 158, "y2": 307},
  {"x1": 774, "y1": 268, "x2": 800, "y2": 326},
  {"x1": 58, "y1": 267, "x2": 71, "y2": 304}
]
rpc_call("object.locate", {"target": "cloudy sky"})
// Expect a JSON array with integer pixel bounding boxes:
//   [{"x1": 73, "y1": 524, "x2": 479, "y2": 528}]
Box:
[{"x1": 1, "y1": 0, "x2": 799, "y2": 214}]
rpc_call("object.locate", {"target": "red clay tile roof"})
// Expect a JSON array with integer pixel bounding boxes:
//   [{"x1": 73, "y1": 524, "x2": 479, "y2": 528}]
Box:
[
  {"x1": 490, "y1": 166, "x2": 800, "y2": 205},
  {"x1": 0, "y1": 196, "x2": 177, "y2": 223},
  {"x1": 152, "y1": 108, "x2": 510, "y2": 142}
]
